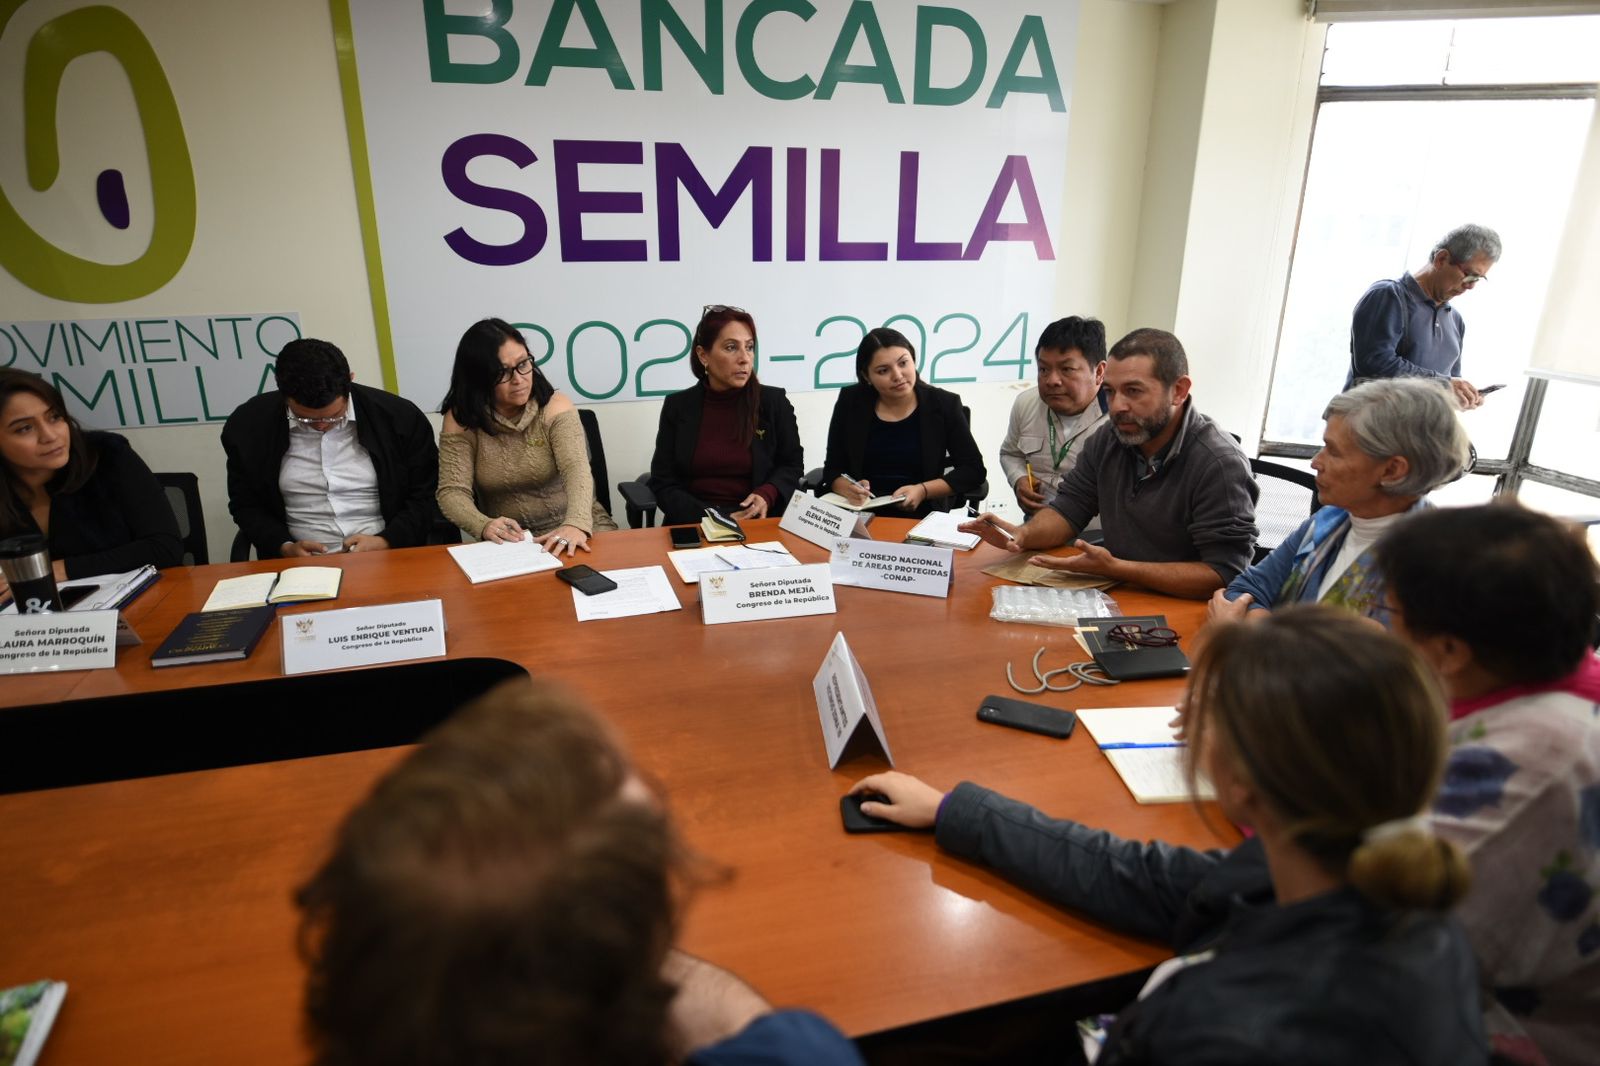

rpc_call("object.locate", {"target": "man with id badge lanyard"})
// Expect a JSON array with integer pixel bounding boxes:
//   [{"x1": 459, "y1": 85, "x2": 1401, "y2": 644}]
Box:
[{"x1": 999, "y1": 316, "x2": 1108, "y2": 515}]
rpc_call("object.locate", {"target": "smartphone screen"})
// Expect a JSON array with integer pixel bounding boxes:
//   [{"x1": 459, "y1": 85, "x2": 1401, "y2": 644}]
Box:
[
  {"x1": 556, "y1": 565, "x2": 618, "y2": 596},
  {"x1": 670, "y1": 525, "x2": 702, "y2": 549}
]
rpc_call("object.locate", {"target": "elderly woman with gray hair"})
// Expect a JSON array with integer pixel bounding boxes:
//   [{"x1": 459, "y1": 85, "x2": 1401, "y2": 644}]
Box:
[{"x1": 1210, "y1": 378, "x2": 1471, "y2": 624}]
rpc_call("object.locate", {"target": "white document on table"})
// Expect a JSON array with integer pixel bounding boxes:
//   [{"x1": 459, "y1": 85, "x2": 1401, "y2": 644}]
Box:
[
  {"x1": 1075, "y1": 706, "x2": 1213, "y2": 804},
  {"x1": 667, "y1": 542, "x2": 794, "y2": 583},
  {"x1": 714, "y1": 545, "x2": 801, "y2": 571},
  {"x1": 447, "y1": 533, "x2": 561, "y2": 584},
  {"x1": 570, "y1": 566, "x2": 681, "y2": 621}
]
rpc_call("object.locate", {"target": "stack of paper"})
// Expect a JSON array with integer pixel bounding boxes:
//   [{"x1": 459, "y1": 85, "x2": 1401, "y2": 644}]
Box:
[
  {"x1": 905, "y1": 510, "x2": 980, "y2": 550},
  {"x1": 666, "y1": 542, "x2": 797, "y2": 583},
  {"x1": 570, "y1": 566, "x2": 681, "y2": 621},
  {"x1": 1075, "y1": 706, "x2": 1214, "y2": 804},
  {"x1": 446, "y1": 533, "x2": 561, "y2": 584}
]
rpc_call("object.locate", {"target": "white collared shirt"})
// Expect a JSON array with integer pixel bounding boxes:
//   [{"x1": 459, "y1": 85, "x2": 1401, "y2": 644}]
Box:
[
  {"x1": 279, "y1": 399, "x2": 383, "y2": 547},
  {"x1": 999, "y1": 388, "x2": 1108, "y2": 497}
]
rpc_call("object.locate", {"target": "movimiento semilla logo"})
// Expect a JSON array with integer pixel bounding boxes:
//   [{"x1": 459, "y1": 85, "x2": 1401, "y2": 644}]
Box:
[{"x1": 0, "y1": 1, "x2": 195, "y2": 302}]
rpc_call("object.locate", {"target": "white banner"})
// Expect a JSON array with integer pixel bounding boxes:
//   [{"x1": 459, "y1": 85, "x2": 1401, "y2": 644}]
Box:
[
  {"x1": 341, "y1": 0, "x2": 1078, "y2": 406},
  {"x1": 0, "y1": 313, "x2": 302, "y2": 430}
]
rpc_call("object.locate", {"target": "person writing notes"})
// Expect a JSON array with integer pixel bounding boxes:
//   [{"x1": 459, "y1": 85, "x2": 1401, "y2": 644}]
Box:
[
  {"x1": 223, "y1": 338, "x2": 439, "y2": 558},
  {"x1": 647, "y1": 305, "x2": 804, "y2": 525},
  {"x1": 850, "y1": 608, "x2": 1486, "y2": 1065},
  {"x1": 0, "y1": 369, "x2": 181, "y2": 599},
  {"x1": 999, "y1": 315, "x2": 1108, "y2": 514},
  {"x1": 438, "y1": 318, "x2": 616, "y2": 555},
  {"x1": 964, "y1": 328, "x2": 1256, "y2": 599},
  {"x1": 1211, "y1": 378, "x2": 1470, "y2": 624},
  {"x1": 822, "y1": 328, "x2": 986, "y2": 518}
]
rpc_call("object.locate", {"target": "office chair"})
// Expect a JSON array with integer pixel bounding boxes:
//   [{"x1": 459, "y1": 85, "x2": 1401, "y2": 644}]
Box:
[
  {"x1": 618, "y1": 474, "x2": 658, "y2": 528},
  {"x1": 578, "y1": 408, "x2": 612, "y2": 517},
  {"x1": 155, "y1": 472, "x2": 209, "y2": 565},
  {"x1": 1249, "y1": 458, "x2": 1321, "y2": 563}
]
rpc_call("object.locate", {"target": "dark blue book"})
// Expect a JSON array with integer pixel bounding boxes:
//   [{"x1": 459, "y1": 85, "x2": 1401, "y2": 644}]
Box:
[{"x1": 150, "y1": 605, "x2": 277, "y2": 667}]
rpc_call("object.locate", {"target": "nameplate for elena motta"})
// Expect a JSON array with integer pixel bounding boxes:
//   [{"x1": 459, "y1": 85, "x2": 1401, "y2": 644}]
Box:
[
  {"x1": 812, "y1": 631, "x2": 894, "y2": 768},
  {"x1": 778, "y1": 492, "x2": 871, "y2": 550},
  {"x1": 829, "y1": 538, "x2": 954, "y2": 598},
  {"x1": 700, "y1": 563, "x2": 836, "y2": 625},
  {"x1": 0, "y1": 609, "x2": 119, "y2": 674},
  {"x1": 281, "y1": 599, "x2": 446, "y2": 676}
]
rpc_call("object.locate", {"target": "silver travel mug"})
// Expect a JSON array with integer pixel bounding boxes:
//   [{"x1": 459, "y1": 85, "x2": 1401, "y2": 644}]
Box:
[{"x1": 0, "y1": 535, "x2": 63, "y2": 613}]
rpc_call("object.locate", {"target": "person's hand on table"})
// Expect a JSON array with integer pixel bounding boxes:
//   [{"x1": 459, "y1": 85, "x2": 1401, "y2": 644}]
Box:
[
  {"x1": 1029, "y1": 539, "x2": 1118, "y2": 575},
  {"x1": 538, "y1": 525, "x2": 589, "y2": 556},
  {"x1": 480, "y1": 516, "x2": 525, "y2": 544},
  {"x1": 849, "y1": 771, "x2": 944, "y2": 829},
  {"x1": 731, "y1": 493, "x2": 768, "y2": 520},
  {"x1": 890, "y1": 483, "x2": 928, "y2": 512},
  {"x1": 1014, "y1": 475, "x2": 1047, "y2": 512},
  {"x1": 282, "y1": 539, "x2": 330, "y2": 558},
  {"x1": 959, "y1": 511, "x2": 1024, "y2": 552},
  {"x1": 342, "y1": 534, "x2": 390, "y2": 553},
  {"x1": 832, "y1": 476, "x2": 873, "y2": 507},
  {"x1": 1450, "y1": 377, "x2": 1482, "y2": 410}
]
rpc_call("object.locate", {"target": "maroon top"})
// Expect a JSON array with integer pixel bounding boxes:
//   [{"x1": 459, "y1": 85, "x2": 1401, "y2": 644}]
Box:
[{"x1": 688, "y1": 387, "x2": 778, "y2": 510}]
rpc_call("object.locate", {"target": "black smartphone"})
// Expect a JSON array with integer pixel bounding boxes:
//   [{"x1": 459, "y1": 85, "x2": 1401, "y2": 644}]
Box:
[
  {"x1": 840, "y1": 793, "x2": 915, "y2": 834},
  {"x1": 977, "y1": 694, "x2": 1078, "y2": 739},
  {"x1": 669, "y1": 525, "x2": 702, "y2": 549},
  {"x1": 555, "y1": 564, "x2": 618, "y2": 596},
  {"x1": 1478, "y1": 384, "x2": 1506, "y2": 395}
]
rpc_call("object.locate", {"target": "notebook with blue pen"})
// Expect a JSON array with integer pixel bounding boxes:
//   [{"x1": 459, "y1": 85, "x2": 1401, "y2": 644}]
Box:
[{"x1": 1075, "y1": 705, "x2": 1214, "y2": 804}]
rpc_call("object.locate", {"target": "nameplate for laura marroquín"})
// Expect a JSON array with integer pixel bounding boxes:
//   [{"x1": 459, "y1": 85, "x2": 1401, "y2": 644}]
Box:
[
  {"x1": 0, "y1": 609, "x2": 118, "y2": 674},
  {"x1": 778, "y1": 492, "x2": 871, "y2": 550},
  {"x1": 828, "y1": 538, "x2": 954, "y2": 598},
  {"x1": 281, "y1": 599, "x2": 446, "y2": 676},
  {"x1": 700, "y1": 563, "x2": 836, "y2": 625}
]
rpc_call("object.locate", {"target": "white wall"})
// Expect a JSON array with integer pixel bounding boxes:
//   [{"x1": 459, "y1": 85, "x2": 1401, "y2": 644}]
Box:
[{"x1": 2, "y1": 0, "x2": 1320, "y2": 558}]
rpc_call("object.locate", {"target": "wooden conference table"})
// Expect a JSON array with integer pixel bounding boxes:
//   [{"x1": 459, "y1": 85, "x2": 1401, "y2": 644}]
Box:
[{"x1": 1, "y1": 518, "x2": 1231, "y2": 1063}]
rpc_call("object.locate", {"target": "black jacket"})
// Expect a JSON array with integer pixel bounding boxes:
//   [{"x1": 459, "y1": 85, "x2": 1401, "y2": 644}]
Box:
[
  {"x1": 221, "y1": 383, "x2": 439, "y2": 558},
  {"x1": 7, "y1": 431, "x2": 184, "y2": 579},
  {"x1": 938, "y1": 783, "x2": 1487, "y2": 1066},
  {"x1": 822, "y1": 381, "x2": 986, "y2": 513},
  {"x1": 647, "y1": 382, "x2": 803, "y2": 526}
]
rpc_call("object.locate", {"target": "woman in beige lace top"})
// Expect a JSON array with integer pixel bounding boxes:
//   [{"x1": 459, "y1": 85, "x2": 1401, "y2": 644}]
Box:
[{"x1": 437, "y1": 319, "x2": 617, "y2": 555}]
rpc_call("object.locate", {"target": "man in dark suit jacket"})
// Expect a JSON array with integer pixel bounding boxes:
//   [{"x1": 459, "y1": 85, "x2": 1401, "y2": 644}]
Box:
[{"x1": 222, "y1": 338, "x2": 438, "y2": 558}]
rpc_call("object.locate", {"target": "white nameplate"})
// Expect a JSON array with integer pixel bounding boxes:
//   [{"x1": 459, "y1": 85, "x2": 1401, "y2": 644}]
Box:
[
  {"x1": 829, "y1": 538, "x2": 954, "y2": 598},
  {"x1": 778, "y1": 492, "x2": 871, "y2": 550},
  {"x1": 812, "y1": 631, "x2": 894, "y2": 768},
  {"x1": 700, "y1": 562, "x2": 836, "y2": 625},
  {"x1": 0, "y1": 609, "x2": 119, "y2": 674},
  {"x1": 281, "y1": 599, "x2": 447, "y2": 676}
]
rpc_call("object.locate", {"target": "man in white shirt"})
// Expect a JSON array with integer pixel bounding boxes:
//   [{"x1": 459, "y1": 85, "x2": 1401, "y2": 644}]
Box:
[
  {"x1": 999, "y1": 316, "x2": 1109, "y2": 514},
  {"x1": 222, "y1": 339, "x2": 438, "y2": 558}
]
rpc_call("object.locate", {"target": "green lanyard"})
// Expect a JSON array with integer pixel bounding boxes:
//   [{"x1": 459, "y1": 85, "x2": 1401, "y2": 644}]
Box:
[{"x1": 1046, "y1": 413, "x2": 1075, "y2": 470}]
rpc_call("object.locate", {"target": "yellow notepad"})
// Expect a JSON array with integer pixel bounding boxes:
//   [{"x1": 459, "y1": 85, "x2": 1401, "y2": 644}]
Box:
[{"x1": 202, "y1": 567, "x2": 343, "y2": 611}]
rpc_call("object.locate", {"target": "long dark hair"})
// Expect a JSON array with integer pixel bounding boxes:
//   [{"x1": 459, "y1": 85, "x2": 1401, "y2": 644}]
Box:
[
  {"x1": 0, "y1": 369, "x2": 99, "y2": 537},
  {"x1": 690, "y1": 305, "x2": 760, "y2": 446},
  {"x1": 440, "y1": 319, "x2": 556, "y2": 434}
]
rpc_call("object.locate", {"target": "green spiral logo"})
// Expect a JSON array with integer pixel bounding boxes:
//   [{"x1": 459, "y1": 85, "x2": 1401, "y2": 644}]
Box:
[{"x1": 0, "y1": 1, "x2": 196, "y2": 301}]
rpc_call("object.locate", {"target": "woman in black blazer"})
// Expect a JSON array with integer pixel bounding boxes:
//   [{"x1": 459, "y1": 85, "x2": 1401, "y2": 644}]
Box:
[
  {"x1": 823, "y1": 328, "x2": 986, "y2": 517},
  {"x1": 647, "y1": 305, "x2": 803, "y2": 526}
]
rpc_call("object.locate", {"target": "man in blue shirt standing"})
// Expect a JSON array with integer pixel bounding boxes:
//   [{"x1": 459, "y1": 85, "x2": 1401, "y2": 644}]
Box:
[{"x1": 1346, "y1": 223, "x2": 1501, "y2": 410}]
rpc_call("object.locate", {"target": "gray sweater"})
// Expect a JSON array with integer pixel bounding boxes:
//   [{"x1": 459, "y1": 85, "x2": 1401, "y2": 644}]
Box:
[{"x1": 1047, "y1": 401, "x2": 1257, "y2": 584}]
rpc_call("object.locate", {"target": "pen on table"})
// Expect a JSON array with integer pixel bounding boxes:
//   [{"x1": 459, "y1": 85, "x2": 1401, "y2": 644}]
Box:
[
  {"x1": 983, "y1": 515, "x2": 1021, "y2": 547},
  {"x1": 1098, "y1": 741, "x2": 1184, "y2": 750},
  {"x1": 1025, "y1": 462, "x2": 1037, "y2": 494}
]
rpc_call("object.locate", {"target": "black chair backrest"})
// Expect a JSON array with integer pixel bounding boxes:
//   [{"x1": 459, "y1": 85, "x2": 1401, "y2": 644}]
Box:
[
  {"x1": 1249, "y1": 458, "x2": 1321, "y2": 562},
  {"x1": 578, "y1": 408, "x2": 611, "y2": 516},
  {"x1": 155, "y1": 472, "x2": 209, "y2": 565}
]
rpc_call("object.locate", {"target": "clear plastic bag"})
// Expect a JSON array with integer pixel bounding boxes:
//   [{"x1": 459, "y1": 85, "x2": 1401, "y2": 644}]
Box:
[{"x1": 989, "y1": 585, "x2": 1120, "y2": 628}]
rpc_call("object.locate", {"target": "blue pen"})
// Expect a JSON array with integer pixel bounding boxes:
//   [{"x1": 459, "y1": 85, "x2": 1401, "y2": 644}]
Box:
[{"x1": 1098, "y1": 741, "x2": 1183, "y2": 750}]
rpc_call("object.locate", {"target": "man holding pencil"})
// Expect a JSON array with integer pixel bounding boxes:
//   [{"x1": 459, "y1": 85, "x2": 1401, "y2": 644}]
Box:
[{"x1": 998, "y1": 316, "x2": 1108, "y2": 514}]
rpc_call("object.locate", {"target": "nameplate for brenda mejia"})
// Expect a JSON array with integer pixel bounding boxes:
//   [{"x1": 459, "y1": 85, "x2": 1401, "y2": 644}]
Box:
[
  {"x1": 700, "y1": 563, "x2": 836, "y2": 625},
  {"x1": 0, "y1": 609, "x2": 119, "y2": 674},
  {"x1": 281, "y1": 599, "x2": 447, "y2": 676},
  {"x1": 829, "y1": 538, "x2": 954, "y2": 598},
  {"x1": 778, "y1": 492, "x2": 871, "y2": 550}
]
